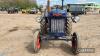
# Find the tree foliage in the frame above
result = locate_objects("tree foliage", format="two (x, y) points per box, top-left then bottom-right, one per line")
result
(0, 0), (38, 9)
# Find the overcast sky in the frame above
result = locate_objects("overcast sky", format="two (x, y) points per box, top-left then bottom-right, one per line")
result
(36, 0), (100, 6)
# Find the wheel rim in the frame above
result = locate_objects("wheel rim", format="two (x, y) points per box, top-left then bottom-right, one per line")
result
(37, 33), (40, 49)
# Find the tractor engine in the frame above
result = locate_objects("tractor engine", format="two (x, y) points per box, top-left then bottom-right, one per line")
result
(48, 9), (67, 37)
(40, 9), (72, 37)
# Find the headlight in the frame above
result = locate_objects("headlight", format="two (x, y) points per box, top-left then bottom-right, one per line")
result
(72, 16), (80, 23)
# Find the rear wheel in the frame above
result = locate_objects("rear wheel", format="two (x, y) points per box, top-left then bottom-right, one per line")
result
(66, 13), (72, 36)
(40, 18), (47, 35)
(72, 32), (80, 55)
(32, 30), (41, 53)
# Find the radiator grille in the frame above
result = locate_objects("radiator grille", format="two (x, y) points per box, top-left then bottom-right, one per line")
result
(50, 18), (65, 33)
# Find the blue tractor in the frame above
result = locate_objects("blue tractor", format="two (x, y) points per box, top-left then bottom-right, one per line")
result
(32, 0), (80, 55)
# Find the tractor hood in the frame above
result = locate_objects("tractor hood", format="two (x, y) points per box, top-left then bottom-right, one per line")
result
(48, 9), (67, 17)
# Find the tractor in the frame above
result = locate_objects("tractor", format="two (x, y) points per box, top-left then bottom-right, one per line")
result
(32, 0), (80, 55)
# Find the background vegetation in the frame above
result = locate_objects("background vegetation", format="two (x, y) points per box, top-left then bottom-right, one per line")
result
(0, 0), (38, 9)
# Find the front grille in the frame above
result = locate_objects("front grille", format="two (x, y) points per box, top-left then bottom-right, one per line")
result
(50, 18), (65, 33)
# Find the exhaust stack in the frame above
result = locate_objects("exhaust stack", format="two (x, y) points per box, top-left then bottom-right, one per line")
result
(62, 0), (64, 10)
(47, 0), (51, 13)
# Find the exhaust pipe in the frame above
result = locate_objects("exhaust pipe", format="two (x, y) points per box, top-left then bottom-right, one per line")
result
(62, 0), (64, 10)
(47, 0), (51, 13)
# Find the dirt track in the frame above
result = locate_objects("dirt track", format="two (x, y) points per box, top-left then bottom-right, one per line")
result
(0, 13), (100, 56)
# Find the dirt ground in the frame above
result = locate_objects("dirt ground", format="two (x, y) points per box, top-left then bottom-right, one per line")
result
(0, 12), (100, 56)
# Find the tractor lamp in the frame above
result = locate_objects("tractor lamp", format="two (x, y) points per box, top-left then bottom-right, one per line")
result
(72, 16), (80, 23)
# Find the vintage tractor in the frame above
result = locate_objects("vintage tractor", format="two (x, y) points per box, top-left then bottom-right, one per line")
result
(32, 0), (80, 55)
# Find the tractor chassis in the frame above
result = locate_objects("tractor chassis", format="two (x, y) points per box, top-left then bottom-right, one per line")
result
(40, 35), (72, 41)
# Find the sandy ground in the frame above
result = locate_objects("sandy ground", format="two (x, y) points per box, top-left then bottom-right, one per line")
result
(0, 13), (100, 56)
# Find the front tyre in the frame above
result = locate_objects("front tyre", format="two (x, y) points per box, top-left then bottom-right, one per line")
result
(72, 32), (80, 55)
(32, 30), (41, 53)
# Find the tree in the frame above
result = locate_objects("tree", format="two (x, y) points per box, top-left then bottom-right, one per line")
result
(0, 0), (38, 9)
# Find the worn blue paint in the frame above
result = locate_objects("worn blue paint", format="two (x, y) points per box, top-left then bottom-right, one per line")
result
(48, 8), (67, 17)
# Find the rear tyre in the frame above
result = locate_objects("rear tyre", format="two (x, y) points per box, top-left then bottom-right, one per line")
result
(66, 13), (72, 36)
(72, 32), (80, 55)
(32, 30), (41, 53)
(40, 18), (47, 35)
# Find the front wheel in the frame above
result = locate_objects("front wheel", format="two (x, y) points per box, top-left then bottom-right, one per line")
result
(32, 30), (41, 53)
(72, 32), (80, 55)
